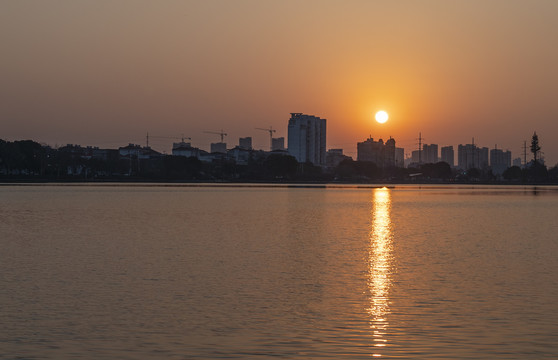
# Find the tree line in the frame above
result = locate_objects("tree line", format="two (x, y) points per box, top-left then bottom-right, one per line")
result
(1, 138), (558, 183)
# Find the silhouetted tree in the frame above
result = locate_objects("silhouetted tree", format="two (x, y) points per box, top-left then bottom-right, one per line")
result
(421, 162), (452, 179)
(548, 166), (558, 183)
(503, 166), (523, 181)
(161, 155), (202, 180)
(526, 160), (548, 182)
(263, 154), (298, 179)
(241, 156), (266, 180)
(335, 160), (380, 181)
(382, 165), (412, 180)
(531, 132), (541, 164)
(206, 157), (237, 180)
(0, 140), (46, 175)
(466, 168), (481, 180)
(298, 161), (324, 180)
(334, 159), (358, 180)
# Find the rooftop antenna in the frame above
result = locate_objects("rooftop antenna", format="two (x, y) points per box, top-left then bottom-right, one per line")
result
(416, 132), (423, 164)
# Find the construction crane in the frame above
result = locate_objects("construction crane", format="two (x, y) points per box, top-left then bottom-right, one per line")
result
(255, 126), (276, 150)
(146, 132), (191, 147)
(204, 130), (227, 143)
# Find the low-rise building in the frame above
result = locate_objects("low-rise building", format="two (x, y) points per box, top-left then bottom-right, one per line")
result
(119, 144), (161, 159)
(172, 141), (201, 158)
(210, 142), (227, 154)
(271, 137), (285, 151)
(227, 146), (252, 165)
(326, 149), (352, 168)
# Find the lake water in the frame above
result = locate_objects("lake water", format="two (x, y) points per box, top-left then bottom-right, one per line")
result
(1, 184), (558, 359)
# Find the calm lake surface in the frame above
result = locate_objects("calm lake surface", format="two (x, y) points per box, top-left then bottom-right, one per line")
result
(1, 184), (558, 359)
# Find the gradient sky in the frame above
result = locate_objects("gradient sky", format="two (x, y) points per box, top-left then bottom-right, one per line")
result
(2, 0), (558, 164)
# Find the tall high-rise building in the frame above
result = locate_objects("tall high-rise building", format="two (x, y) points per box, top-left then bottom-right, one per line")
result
(423, 144), (439, 164)
(287, 113), (327, 166)
(411, 150), (421, 165)
(490, 148), (512, 175)
(458, 144), (489, 169)
(458, 144), (475, 170)
(358, 137), (383, 164)
(357, 136), (396, 167)
(478, 147), (489, 169)
(441, 146), (454, 167)
(395, 147), (405, 168)
(384, 137), (396, 167)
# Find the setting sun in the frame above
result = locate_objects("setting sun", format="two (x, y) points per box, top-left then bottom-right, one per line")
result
(375, 111), (389, 124)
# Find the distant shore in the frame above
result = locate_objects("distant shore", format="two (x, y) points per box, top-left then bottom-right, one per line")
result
(2, 178), (557, 186)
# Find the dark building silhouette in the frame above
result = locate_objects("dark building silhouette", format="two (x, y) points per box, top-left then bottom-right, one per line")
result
(441, 146), (454, 167)
(458, 143), (488, 170)
(490, 147), (512, 175)
(287, 113), (327, 166)
(271, 137), (285, 151)
(357, 136), (396, 167)
(326, 149), (352, 168)
(422, 144), (438, 164)
(239, 137), (252, 150)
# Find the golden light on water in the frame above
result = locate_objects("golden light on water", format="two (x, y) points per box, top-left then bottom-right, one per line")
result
(368, 187), (393, 357)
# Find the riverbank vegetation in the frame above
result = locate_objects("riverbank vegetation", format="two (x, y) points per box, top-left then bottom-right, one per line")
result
(2, 139), (557, 184)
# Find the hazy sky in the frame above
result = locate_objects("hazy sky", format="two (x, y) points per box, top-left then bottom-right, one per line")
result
(2, 0), (558, 164)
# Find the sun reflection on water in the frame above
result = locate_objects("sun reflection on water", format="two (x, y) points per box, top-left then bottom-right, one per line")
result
(368, 187), (393, 357)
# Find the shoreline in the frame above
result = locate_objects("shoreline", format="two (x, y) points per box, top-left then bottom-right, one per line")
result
(2, 178), (558, 187)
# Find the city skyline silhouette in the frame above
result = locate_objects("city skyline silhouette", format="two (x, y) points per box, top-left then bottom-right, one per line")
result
(2, 1), (558, 165)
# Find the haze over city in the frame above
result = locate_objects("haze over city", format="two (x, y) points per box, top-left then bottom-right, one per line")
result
(4, 2), (558, 358)
(2, 0), (558, 164)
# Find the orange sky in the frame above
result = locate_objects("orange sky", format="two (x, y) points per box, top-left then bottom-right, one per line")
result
(2, 0), (558, 164)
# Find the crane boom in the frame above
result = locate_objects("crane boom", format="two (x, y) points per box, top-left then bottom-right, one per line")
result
(204, 130), (227, 143)
(255, 126), (276, 150)
(146, 132), (191, 147)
